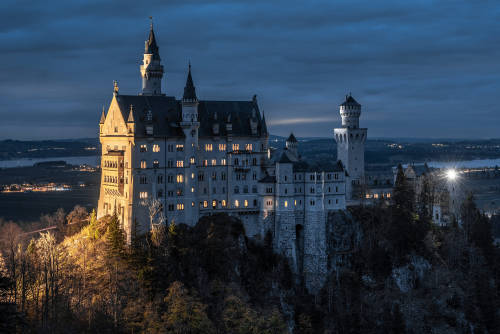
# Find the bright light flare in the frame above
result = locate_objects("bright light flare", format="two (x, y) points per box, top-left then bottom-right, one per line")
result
(446, 169), (458, 181)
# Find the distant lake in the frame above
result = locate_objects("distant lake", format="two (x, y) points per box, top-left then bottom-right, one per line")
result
(0, 155), (100, 168)
(426, 159), (500, 169)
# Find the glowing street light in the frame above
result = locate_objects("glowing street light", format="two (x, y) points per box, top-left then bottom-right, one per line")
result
(446, 169), (458, 181)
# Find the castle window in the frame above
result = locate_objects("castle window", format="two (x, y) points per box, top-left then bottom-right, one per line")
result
(284, 188), (287, 194)
(218, 143), (226, 151)
(203, 160), (208, 167)
(245, 144), (252, 151)
(252, 185), (257, 193)
(176, 160), (184, 168)
(177, 174), (184, 183)
(284, 176), (287, 181)
(221, 158), (227, 166)
(244, 200), (248, 207)
(235, 200), (239, 208)
(284, 201), (288, 208)
(222, 200), (227, 207)
(234, 158), (239, 166)
(177, 188), (183, 196)
(211, 159), (217, 166)
(153, 160), (159, 168)
(168, 144), (174, 152)
(139, 192), (148, 199)
(252, 158), (257, 166)
(114, 127), (118, 133)
(335, 173), (338, 180)
(310, 200), (315, 206)
(176, 144), (184, 152)
(191, 173), (195, 179)
(168, 174), (174, 183)
(266, 187), (273, 194)
(234, 186), (239, 194)
(252, 172), (257, 180)
(294, 200), (297, 206)
(212, 187), (216, 194)
(157, 175), (163, 184)
(158, 190), (163, 198)
(266, 200), (273, 206)
(176, 203), (184, 211)
(140, 176), (147, 184)
(236, 174), (241, 181)
(140, 144), (147, 152)
(310, 187), (315, 194)
(336, 199), (339, 204)
(328, 187), (331, 193)
(140, 160), (147, 169)
(244, 185), (248, 193)
(222, 187), (226, 194)
(168, 191), (174, 197)
(212, 172), (217, 180)
(190, 157), (195, 165)
(212, 200), (217, 209)
(336, 186), (338, 192)
(310, 175), (315, 181)
(168, 204), (174, 211)
(198, 173), (204, 181)
(153, 144), (160, 152)
(221, 172), (226, 181)
(203, 188), (207, 194)
(203, 201), (208, 208)
(205, 144), (213, 152)
(232, 144), (239, 151)
(192, 202), (195, 207)
(191, 187), (195, 193)
(327, 174), (331, 180)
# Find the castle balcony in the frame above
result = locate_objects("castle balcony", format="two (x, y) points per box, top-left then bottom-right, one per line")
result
(102, 150), (125, 196)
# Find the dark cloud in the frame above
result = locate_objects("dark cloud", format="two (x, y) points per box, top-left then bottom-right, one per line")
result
(1, 0), (499, 139)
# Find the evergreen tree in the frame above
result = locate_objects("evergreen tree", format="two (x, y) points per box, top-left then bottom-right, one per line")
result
(393, 164), (415, 212)
(106, 213), (125, 258)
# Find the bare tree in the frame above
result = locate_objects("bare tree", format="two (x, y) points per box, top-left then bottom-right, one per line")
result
(141, 198), (166, 248)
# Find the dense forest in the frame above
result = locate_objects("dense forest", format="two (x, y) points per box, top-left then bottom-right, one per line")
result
(0, 169), (499, 333)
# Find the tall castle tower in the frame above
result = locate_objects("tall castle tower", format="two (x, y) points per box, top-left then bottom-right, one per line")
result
(334, 94), (367, 199)
(139, 21), (164, 95)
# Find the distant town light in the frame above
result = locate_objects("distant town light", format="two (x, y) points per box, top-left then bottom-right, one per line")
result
(446, 169), (458, 181)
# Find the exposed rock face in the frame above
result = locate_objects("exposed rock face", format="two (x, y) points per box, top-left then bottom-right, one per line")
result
(326, 210), (363, 277)
(391, 254), (431, 293)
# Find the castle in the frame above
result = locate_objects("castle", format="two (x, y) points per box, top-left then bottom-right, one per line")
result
(97, 24), (367, 290)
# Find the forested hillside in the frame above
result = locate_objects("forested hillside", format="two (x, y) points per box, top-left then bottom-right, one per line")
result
(0, 171), (499, 333)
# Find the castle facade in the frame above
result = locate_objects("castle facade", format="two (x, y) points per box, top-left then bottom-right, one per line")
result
(97, 25), (367, 291)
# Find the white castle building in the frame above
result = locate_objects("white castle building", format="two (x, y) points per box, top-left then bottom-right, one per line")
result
(97, 24), (367, 290)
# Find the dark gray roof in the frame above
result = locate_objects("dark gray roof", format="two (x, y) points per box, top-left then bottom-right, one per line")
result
(114, 94), (267, 139)
(183, 64), (197, 101)
(145, 26), (160, 60)
(278, 151), (293, 163)
(286, 133), (297, 143)
(340, 94), (361, 107)
(258, 174), (276, 183)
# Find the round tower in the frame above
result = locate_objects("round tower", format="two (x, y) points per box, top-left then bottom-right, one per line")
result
(339, 94), (361, 128)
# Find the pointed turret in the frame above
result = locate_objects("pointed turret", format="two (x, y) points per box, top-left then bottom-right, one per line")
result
(127, 105), (135, 123)
(261, 111), (268, 135)
(145, 21), (160, 59)
(182, 63), (197, 101)
(140, 18), (164, 96)
(99, 108), (106, 124)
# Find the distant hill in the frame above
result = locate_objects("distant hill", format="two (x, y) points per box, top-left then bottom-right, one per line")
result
(0, 139), (100, 160)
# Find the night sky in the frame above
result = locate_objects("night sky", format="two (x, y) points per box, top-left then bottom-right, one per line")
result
(1, 0), (500, 140)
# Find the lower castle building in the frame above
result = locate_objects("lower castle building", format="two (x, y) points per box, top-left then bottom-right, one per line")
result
(97, 24), (367, 291)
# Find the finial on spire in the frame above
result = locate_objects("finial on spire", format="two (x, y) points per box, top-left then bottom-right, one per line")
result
(149, 16), (153, 29)
(113, 80), (119, 96)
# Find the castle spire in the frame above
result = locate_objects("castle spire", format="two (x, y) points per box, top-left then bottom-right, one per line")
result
(182, 62), (197, 101)
(261, 111), (268, 135)
(99, 107), (106, 124)
(140, 18), (164, 96)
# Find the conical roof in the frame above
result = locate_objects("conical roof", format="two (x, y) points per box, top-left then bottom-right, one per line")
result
(340, 93), (361, 107)
(182, 63), (197, 101)
(145, 24), (160, 60)
(286, 133), (297, 143)
(99, 109), (106, 124)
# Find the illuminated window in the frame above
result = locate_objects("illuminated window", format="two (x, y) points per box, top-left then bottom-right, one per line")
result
(235, 200), (239, 208)
(387, 193), (391, 198)
(245, 143), (252, 151)
(211, 159), (217, 166)
(365, 194), (371, 199)
(152, 144), (160, 152)
(221, 199), (227, 207)
(190, 157), (195, 164)
(192, 201), (195, 207)
(212, 200), (217, 208)
(140, 160), (146, 169)
(203, 160), (208, 167)
(139, 191), (148, 199)
(153, 160), (159, 168)
(284, 200), (288, 208)
(176, 144), (184, 152)
(221, 158), (226, 166)
(177, 174), (184, 183)
(191, 173), (195, 179)
(244, 200), (248, 207)
(205, 144), (213, 152)
(176, 203), (184, 210)
(191, 187), (195, 193)
(203, 200), (208, 208)
(294, 200), (297, 206)
(177, 160), (184, 167)
(232, 143), (239, 151)
(219, 143), (226, 151)
(374, 193), (379, 199)
(140, 144), (147, 152)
